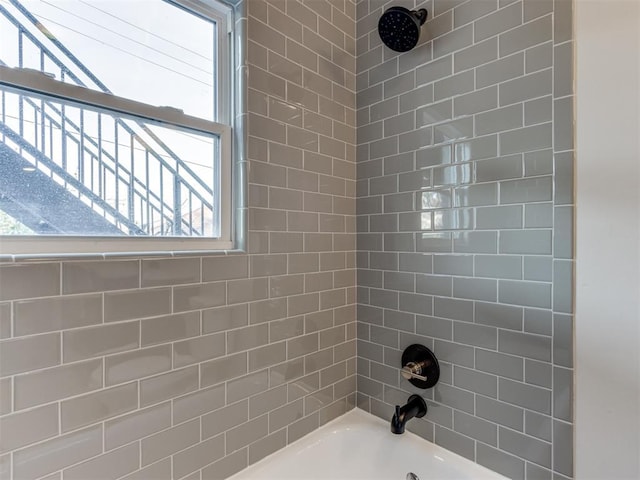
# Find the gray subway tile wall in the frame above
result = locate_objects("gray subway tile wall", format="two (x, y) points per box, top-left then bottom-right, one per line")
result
(0, 1), (574, 479)
(356, 0), (573, 479)
(0, 1), (357, 479)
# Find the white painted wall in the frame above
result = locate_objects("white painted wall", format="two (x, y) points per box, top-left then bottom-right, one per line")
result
(575, 0), (640, 478)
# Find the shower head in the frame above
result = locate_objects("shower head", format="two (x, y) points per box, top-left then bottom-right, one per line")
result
(378, 7), (428, 53)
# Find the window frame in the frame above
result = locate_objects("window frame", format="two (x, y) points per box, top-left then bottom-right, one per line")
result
(0, 0), (236, 256)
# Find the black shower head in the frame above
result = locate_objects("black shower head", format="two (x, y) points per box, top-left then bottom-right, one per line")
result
(378, 7), (428, 53)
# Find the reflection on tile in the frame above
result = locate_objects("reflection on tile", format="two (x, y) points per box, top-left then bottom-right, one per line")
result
(14, 294), (102, 336)
(62, 261), (137, 295)
(104, 288), (171, 322)
(64, 443), (139, 480)
(419, 189), (452, 210)
(434, 118), (474, 144)
(106, 345), (171, 386)
(105, 403), (171, 450)
(15, 359), (102, 409)
(0, 263), (60, 300)
(13, 425), (101, 480)
(433, 164), (473, 187)
(0, 403), (58, 453)
(64, 322), (138, 363)
(0, 333), (60, 376)
(141, 258), (200, 287)
(61, 382), (138, 432)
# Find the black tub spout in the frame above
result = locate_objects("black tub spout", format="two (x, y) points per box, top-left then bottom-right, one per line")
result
(391, 394), (427, 434)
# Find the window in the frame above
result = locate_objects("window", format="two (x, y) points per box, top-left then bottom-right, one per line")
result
(0, 0), (235, 255)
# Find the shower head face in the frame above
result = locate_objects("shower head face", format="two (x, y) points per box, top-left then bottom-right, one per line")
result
(378, 7), (428, 52)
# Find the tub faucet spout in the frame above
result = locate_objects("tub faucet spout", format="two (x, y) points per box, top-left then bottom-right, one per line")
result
(391, 394), (427, 434)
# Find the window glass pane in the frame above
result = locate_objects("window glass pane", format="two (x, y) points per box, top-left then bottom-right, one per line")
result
(0, 0), (216, 120)
(0, 87), (220, 237)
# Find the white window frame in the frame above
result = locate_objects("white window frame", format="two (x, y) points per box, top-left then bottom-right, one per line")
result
(0, 0), (235, 256)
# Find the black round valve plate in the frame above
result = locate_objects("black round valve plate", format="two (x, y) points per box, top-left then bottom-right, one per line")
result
(401, 344), (440, 389)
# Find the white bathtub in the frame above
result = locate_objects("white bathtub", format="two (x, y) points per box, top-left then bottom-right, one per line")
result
(229, 408), (507, 479)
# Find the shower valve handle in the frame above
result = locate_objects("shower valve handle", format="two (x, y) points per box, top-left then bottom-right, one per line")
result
(401, 361), (428, 382)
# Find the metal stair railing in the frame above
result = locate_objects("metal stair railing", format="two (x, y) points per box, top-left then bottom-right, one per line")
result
(0, 0), (217, 236)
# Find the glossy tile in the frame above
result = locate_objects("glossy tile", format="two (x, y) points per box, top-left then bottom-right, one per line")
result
(63, 322), (138, 362)
(499, 330), (551, 362)
(13, 425), (101, 480)
(0, 263), (60, 300)
(105, 402), (171, 450)
(201, 450), (247, 480)
(499, 69), (552, 107)
(553, 420), (573, 477)
(499, 14), (552, 57)
(104, 288), (171, 322)
(141, 257), (200, 287)
(14, 294), (102, 336)
(434, 72), (474, 102)
(249, 429), (287, 465)
(454, 86), (497, 117)
(141, 312), (200, 346)
(141, 420), (199, 467)
(0, 303), (8, 339)
(105, 345), (171, 386)
(227, 369), (270, 404)
(477, 443), (525, 480)
(453, 277), (497, 302)
(452, 231), (498, 254)
(64, 444), (139, 480)
(499, 426), (551, 468)
(476, 105), (523, 137)
(173, 333), (226, 368)
(476, 395), (524, 431)
(454, 366), (497, 398)
(227, 324), (269, 354)
(476, 53), (524, 89)
(475, 301), (523, 331)
(173, 281), (226, 312)
(0, 377), (10, 415)
(228, 278), (269, 304)
(0, 333), (60, 376)
(499, 230), (552, 254)
(15, 359), (102, 409)
(474, 2), (522, 42)
(525, 203), (553, 228)
(434, 24), (473, 59)
(476, 349), (523, 381)
(454, 321), (497, 349)
(140, 366), (198, 407)
(434, 425), (474, 461)
(454, 410), (497, 446)
(173, 383), (225, 425)
(172, 434), (224, 479)
(61, 382), (138, 432)
(500, 123), (552, 155)
(62, 260), (137, 295)
(454, 37), (497, 72)
(474, 255), (522, 279)
(499, 377), (551, 415)
(526, 359), (552, 389)
(499, 280), (552, 308)
(200, 352), (248, 388)
(249, 342), (287, 372)
(227, 415), (269, 453)
(0, 403), (58, 453)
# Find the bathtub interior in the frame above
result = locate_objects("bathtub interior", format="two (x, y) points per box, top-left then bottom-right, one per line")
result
(229, 408), (507, 479)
